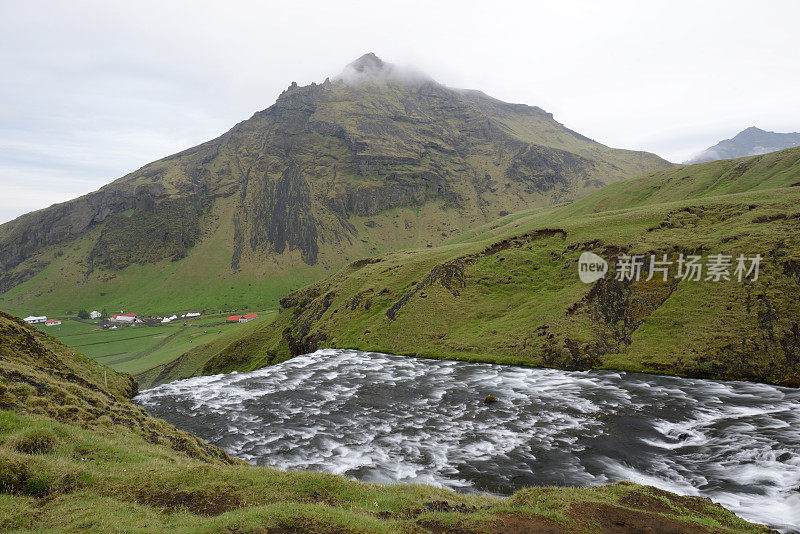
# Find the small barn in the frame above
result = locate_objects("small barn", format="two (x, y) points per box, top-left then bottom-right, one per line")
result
(227, 315), (241, 323)
(89, 310), (102, 319)
(45, 319), (61, 326)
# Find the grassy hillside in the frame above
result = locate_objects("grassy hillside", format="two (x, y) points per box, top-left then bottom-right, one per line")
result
(0, 311), (769, 532)
(0, 55), (668, 320)
(565, 144), (800, 215)
(197, 148), (800, 386)
(0, 311), (234, 464)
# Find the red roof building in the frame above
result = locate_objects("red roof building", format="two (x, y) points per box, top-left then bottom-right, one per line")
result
(227, 315), (242, 322)
(239, 313), (259, 323)
(110, 313), (138, 323)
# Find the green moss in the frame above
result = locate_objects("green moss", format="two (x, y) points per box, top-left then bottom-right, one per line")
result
(23, 473), (53, 497)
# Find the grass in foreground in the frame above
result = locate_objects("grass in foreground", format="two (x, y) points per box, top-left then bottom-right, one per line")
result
(0, 411), (767, 533)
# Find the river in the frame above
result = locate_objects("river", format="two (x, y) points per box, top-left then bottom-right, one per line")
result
(135, 349), (800, 532)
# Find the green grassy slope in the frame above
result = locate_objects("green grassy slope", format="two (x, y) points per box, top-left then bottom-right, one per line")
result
(0, 311), (768, 533)
(0, 311), (234, 464)
(198, 149), (800, 386)
(564, 145), (800, 214)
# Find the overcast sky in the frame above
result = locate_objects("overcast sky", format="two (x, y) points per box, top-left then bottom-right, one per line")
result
(1, 0), (799, 224)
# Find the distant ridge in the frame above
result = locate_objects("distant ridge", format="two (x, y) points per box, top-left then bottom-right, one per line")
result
(686, 126), (800, 164)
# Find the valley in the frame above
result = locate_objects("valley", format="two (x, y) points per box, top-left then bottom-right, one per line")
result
(27, 310), (275, 388)
(1, 45), (799, 534)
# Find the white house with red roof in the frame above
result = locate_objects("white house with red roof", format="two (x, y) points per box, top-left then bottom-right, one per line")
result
(239, 313), (259, 323)
(44, 319), (61, 326)
(110, 313), (138, 324)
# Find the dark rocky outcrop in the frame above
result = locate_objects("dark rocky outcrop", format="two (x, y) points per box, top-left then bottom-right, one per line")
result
(246, 164), (320, 265)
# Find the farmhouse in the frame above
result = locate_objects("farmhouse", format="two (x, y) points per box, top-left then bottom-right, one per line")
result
(45, 319), (61, 326)
(24, 316), (47, 324)
(239, 313), (258, 323)
(110, 313), (138, 324)
(89, 310), (102, 319)
(227, 315), (241, 323)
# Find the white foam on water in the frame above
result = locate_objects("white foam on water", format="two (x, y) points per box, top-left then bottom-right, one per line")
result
(135, 349), (800, 532)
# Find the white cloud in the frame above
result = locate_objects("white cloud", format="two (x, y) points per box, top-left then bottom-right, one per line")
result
(1, 0), (799, 223)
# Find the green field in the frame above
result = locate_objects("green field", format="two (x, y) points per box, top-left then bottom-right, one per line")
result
(32, 311), (275, 379)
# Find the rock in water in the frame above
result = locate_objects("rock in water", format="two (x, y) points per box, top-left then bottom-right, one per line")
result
(484, 395), (498, 404)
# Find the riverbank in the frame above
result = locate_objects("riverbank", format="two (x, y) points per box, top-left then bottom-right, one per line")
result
(137, 349), (800, 532)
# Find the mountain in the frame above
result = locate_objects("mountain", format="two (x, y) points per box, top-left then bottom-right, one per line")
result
(0, 311), (768, 532)
(686, 126), (800, 164)
(194, 147), (800, 387)
(0, 53), (669, 317)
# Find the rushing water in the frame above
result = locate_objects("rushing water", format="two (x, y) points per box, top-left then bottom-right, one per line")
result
(135, 349), (800, 531)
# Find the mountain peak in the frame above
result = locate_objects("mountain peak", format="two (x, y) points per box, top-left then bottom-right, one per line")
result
(738, 126), (766, 136)
(347, 52), (385, 73)
(335, 52), (431, 86)
(685, 126), (800, 164)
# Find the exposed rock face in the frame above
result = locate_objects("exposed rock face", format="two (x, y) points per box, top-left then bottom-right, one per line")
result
(0, 54), (670, 302)
(247, 164), (319, 265)
(88, 193), (205, 271)
(506, 145), (598, 196)
(0, 187), (134, 275)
